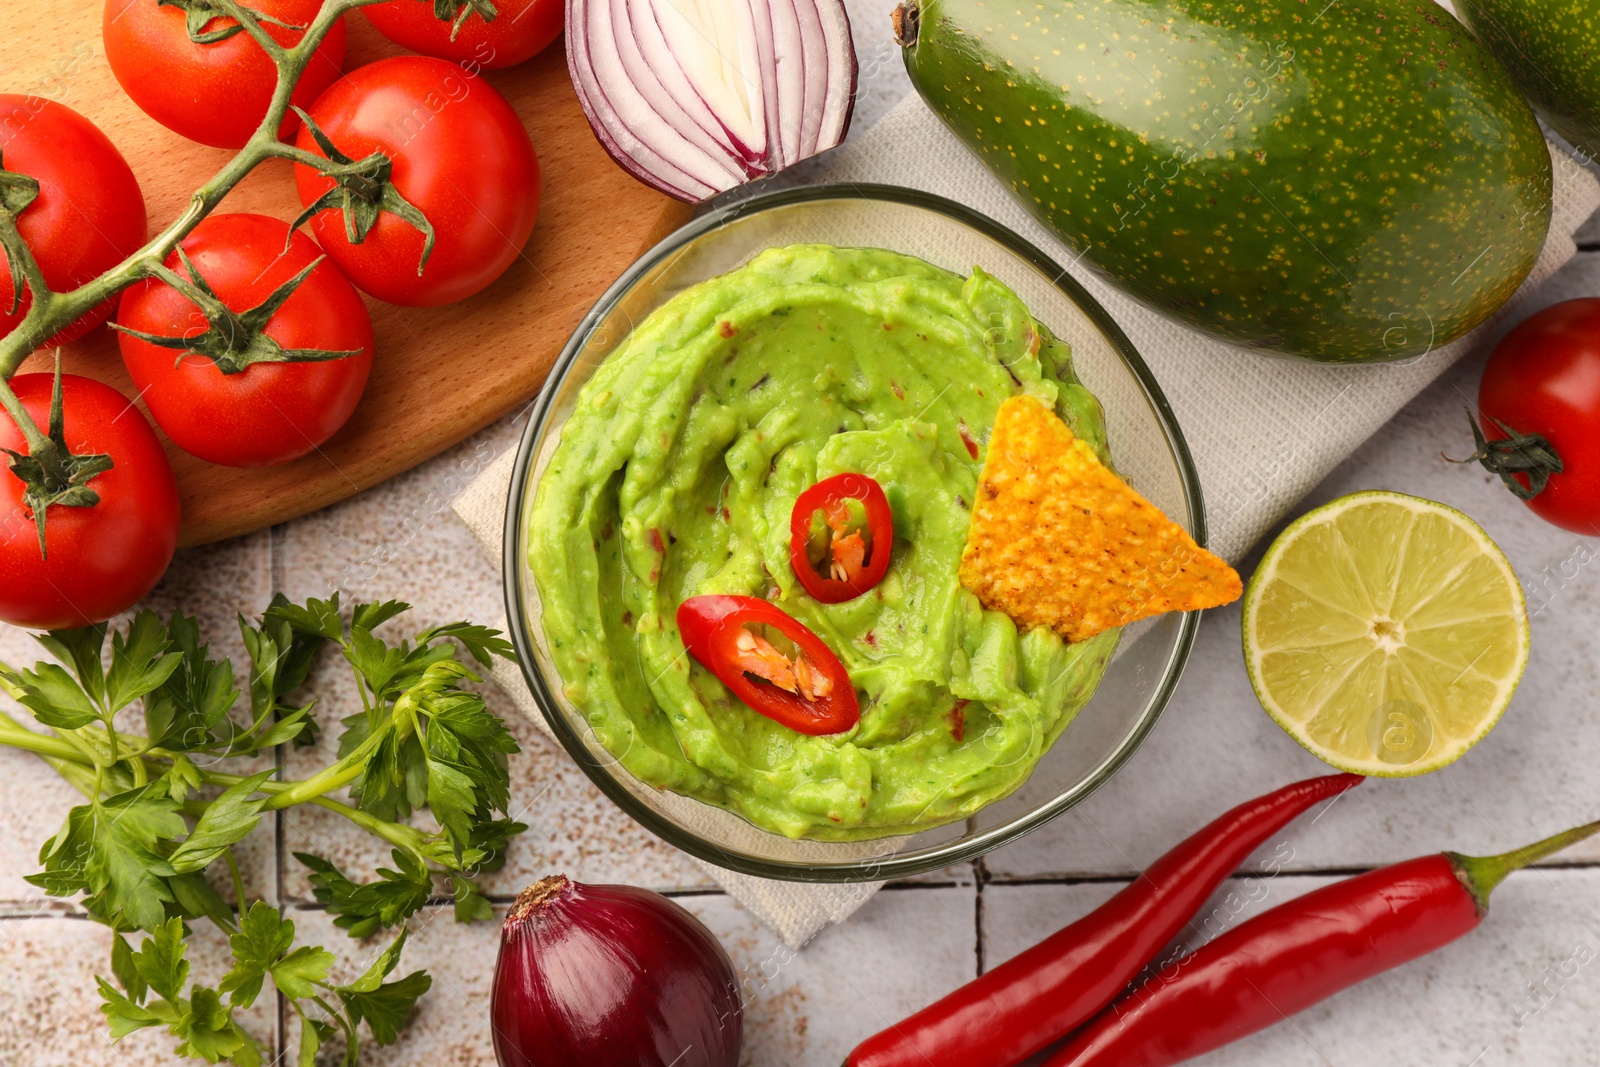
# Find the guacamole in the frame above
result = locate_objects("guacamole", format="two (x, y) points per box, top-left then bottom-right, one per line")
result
(528, 245), (1119, 840)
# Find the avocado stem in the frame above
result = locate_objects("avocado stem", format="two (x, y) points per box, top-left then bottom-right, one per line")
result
(892, 2), (919, 47)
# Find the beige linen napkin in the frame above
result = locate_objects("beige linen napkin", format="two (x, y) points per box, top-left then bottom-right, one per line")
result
(458, 95), (1599, 945)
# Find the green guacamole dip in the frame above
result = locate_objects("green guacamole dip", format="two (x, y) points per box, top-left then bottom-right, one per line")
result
(529, 245), (1119, 840)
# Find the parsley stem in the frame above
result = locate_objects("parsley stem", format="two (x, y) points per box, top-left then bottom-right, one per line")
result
(103, 717), (120, 767)
(258, 727), (384, 809)
(45, 752), (99, 799)
(223, 849), (248, 914)
(0, 709), (89, 762)
(351, 659), (374, 714)
(200, 769), (431, 863)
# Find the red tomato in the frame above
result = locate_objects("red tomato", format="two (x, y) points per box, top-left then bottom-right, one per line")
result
(0, 97), (146, 347)
(0, 374), (180, 630)
(116, 214), (374, 468)
(103, 0), (347, 149)
(1477, 298), (1600, 535)
(362, 0), (563, 70)
(292, 56), (540, 307)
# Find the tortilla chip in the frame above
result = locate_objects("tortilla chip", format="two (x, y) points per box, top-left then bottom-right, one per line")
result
(959, 395), (1241, 642)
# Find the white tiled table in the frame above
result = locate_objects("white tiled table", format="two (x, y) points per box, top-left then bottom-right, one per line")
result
(5, 8), (1600, 1062)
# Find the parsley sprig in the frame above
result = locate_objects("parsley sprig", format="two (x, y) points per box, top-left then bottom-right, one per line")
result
(0, 595), (524, 1065)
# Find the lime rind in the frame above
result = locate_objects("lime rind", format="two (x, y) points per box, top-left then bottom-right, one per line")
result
(1242, 491), (1529, 777)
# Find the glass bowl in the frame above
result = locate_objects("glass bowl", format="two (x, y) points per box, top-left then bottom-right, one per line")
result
(502, 184), (1203, 882)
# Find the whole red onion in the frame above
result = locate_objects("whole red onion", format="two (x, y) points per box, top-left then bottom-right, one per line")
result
(491, 875), (743, 1067)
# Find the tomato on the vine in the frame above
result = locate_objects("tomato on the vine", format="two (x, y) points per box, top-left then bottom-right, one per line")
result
(116, 213), (374, 468)
(0, 97), (146, 348)
(292, 55), (540, 307)
(362, 0), (563, 70)
(0, 373), (180, 630)
(1473, 298), (1600, 536)
(103, 0), (347, 149)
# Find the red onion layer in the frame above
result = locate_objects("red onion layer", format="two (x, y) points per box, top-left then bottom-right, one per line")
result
(566, 0), (858, 201)
(492, 875), (743, 1067)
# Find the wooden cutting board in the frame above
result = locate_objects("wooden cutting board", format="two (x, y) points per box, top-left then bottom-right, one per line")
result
(11, 4), (692, 546)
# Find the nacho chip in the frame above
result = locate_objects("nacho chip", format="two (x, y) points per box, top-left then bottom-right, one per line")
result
(959, 395), (1241, 642)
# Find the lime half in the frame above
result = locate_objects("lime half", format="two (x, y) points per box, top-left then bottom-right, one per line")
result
(1242, 491), (1529, 776)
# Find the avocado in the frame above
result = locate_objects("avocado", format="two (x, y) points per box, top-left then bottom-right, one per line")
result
(1455, 0), (1600, 158)
(894, 0), (1553, 363)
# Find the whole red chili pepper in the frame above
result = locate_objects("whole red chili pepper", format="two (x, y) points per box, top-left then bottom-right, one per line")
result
(789, 473), (894, 603)
(1046, 817), (1600, 1067)
(677, 594), (859, 735)
(845, 773), (1363, 1067)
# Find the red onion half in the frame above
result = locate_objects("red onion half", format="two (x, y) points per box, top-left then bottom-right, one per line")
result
(492, 875), (743, 1067)
(567, 0), (858, 201)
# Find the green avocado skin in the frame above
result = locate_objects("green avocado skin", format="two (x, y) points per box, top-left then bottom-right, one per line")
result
(901, 0), (1553, 362)
(1455, 0), (1600, 157)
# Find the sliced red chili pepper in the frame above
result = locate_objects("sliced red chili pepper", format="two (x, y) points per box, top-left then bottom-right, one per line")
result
(789, 473), (894, 603)
(676, 594), (860, 736)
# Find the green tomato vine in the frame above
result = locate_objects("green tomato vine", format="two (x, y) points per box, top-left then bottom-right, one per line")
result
(0, 0), (437, 547)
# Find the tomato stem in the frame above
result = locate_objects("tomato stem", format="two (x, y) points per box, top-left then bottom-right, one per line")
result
(110, 251), (363, 373)
(0, 375), (46, 452)
(1446, 408), (1564, 501)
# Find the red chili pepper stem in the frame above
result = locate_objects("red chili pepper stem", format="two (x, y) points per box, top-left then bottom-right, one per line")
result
(1450, 817), (1600, 913)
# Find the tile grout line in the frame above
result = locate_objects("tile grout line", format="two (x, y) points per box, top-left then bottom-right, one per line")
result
(977, 858), (1600, 887)
(974, 855), (989, 977)
(270, 521), (287, 1064)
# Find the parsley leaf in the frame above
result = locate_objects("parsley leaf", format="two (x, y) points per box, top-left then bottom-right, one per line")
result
(220, 902), (335, 1009)
(167, 772), (272, 874)
(451, 874), (494, 924)
(86, 790), (186, 931)
(352, 599), (411, 633)
(107, 611), (185, 714)
(263, 594), (345, 641)
(338, 969), (431, 1046)
(344, 625), (409, 699)
(1, 596), (525, 1065)
(174, 985), (258, 1065)
(335, 929), (431, 1045)
(3, 661), (100, 729)
(414, 621), (517, 667)
(34, 622), (107, 705)
(273, 944), (337, 1000)
(131, 917), (191, 1004)
(161, 753), (205, 803)
(296, 850), (434, 938)
(96, 975), (168, 1039)
(111, 931), (148, 1003)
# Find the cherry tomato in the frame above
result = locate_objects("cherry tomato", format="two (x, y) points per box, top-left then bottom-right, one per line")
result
(116, 214), (374, 468)
(103, 0), (347, 149)
(363, 0), (562, 70)
(1476, 298), (1600, 536)
(789, 472), (895, 603)
(677, 595), (860, 736)
(0, 97), (146, 348)
(0, 374), (180, 630)
(292, 56), (540, 307)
